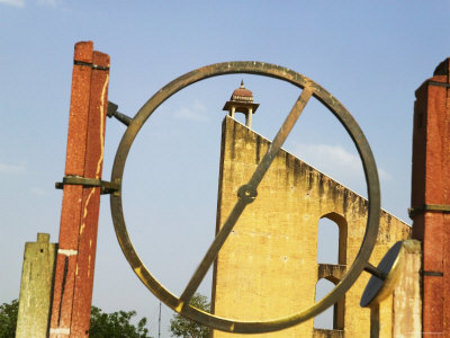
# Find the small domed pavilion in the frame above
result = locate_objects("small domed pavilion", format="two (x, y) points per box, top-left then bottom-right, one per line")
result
(222, 80), (259, 128)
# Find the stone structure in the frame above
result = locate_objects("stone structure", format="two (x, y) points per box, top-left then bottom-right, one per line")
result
(16, 234), (56, 337)
(49, 41), (110, 337)
(411, 58), (450, 336)
(12, 40), (449, 337)
(211, 116), (411, 337)
(222, 81), (259, 128)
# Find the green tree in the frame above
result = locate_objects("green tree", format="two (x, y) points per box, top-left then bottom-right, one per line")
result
(0, 299), (152, 338)
(0, 299), (18, 338)
(169, 293), (210, 338)
(89, 306), (151, 338)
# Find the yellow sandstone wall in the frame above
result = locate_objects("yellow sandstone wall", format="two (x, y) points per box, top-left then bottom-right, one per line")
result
(211, 116), (411, 337)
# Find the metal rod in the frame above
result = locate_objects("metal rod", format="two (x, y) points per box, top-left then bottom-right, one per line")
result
(107, 101), (132, 126)
(158, 302), (161, 338)
(364, 263), (387, 281)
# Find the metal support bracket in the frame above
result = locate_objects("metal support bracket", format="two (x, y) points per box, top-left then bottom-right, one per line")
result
(364, 262), (388, 281)
(107, 101), (132, 126)
(74, 60), (110, 71)
(429, 80), (450, 88)
(408, 204), (450, 218)
(55, 176), (120, 195)
(422, 270), (444, 277)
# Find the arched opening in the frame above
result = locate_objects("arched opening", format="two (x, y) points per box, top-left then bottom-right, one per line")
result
(313, 278), (335, 329)
(317, 218), (339, 264)
(317, 213), (347, 265)
(313, 278), (345, 330)
(315, 213), (347, 331)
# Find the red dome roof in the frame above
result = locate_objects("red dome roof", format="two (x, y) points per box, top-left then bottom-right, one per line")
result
(231, 80), (253, 101)
(222, 80), (259, 115)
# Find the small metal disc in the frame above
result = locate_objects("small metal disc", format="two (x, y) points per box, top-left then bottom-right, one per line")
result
(360, 241), (403, 308)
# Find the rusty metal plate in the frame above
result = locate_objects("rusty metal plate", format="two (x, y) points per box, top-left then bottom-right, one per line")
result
(109, 61), (381, 333)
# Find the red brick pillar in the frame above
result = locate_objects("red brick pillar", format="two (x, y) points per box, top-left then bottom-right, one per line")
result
(411, 58), (450, 336)
(49, 41), (110, 337)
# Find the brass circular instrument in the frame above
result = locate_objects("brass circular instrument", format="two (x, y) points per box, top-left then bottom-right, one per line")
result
(109, 61), (381, 333)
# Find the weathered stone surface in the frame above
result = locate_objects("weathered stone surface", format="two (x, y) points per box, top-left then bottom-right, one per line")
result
(16, 233), (56, 338)
(70, 50), (110, 337)
(49, 41), (110, 338)
(50, 42), (95, 337)
(411, 58), (450, 336)
(212, 117), (410, 337)
(369, 240), (422, 337)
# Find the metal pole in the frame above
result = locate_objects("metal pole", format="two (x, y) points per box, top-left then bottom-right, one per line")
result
(158, 302), (161, 338)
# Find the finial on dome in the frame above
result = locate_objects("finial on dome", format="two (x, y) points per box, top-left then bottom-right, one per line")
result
(240, 80), (244, 88)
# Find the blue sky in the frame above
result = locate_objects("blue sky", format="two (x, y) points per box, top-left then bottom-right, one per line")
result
(1, 1), (450, 336)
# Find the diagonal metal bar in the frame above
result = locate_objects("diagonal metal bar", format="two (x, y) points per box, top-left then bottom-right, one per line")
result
(178, 198), (248, 308)
(247, 87), (313, 188)
(178, 87), (313, 307)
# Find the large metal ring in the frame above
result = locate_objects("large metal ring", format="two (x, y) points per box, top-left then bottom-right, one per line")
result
(110, 61), (380, 333)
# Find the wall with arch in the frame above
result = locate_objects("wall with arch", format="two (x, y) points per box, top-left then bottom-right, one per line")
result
(212, 117), (411, 337)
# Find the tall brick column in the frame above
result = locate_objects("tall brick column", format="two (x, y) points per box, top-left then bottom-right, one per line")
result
(410, 58), (450, 336)
(49, 41), (110, 337)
